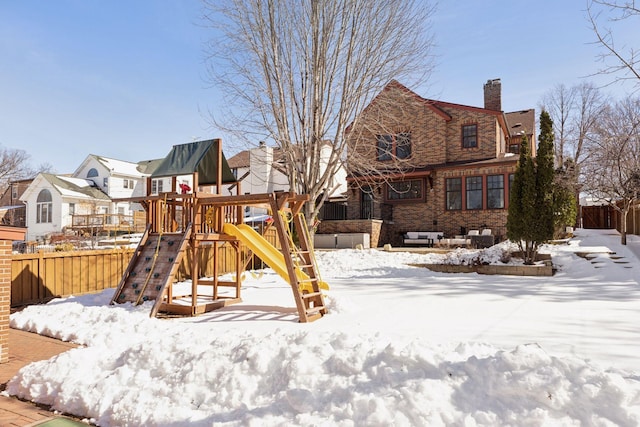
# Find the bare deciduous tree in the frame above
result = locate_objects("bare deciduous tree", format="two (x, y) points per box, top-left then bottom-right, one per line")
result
(582, 96), (640, 244)
(203, 0), (435, 224)
(541, 82), (606, 169)
(587, 0), (640, 89)
(0, 145), (52, 190)
(541, 82), (606, 227)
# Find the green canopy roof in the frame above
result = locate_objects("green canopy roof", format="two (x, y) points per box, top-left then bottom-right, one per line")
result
(151, 139), (237, 185)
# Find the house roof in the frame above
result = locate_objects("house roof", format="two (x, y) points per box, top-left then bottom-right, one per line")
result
(75, 154), (147, 178)
(227, 150), (250, 169)
(227, 145), (285, 169)
(151, 139), (237, 185)
(137, 158), (164, 175)
(94, 155), (146, 177)
(42, 173), (111, 200)
(347, 154), (519, 181)
(348, 80), (529, 139)
(382, 80), (511, 118)
(504, 109), (536, 137)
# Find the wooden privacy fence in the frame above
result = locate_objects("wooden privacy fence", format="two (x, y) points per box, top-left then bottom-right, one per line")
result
(11, 248), (135, 307)
(11, 227), (280, 307)
(620, 202), (640, 235)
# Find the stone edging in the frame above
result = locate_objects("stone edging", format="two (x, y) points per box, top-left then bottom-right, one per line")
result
(412, 263), (554, 276)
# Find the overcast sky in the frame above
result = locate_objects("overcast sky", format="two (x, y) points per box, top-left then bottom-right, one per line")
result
(0, 1), (635, 174)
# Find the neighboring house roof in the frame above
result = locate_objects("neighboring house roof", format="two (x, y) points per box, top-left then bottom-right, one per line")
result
(41, 173), (111, 201)
(94, 155), (146, 177)
(74, 154), (146, 178)
(152, 139), (237, 185)
(227, 146), (285, 170)
(137, 158), (164, 175)
(227, 150), (250, 169)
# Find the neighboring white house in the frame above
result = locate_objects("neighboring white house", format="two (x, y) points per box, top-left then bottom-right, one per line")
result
(20, 173), (112, 241)
(226, 142), (347, 218)
(227, 144), (288, 192)
(20, 155), (160, 242)
(74, 155), (151, 215)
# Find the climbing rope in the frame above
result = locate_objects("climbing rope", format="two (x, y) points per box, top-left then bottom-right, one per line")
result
(279, 210), (299, 264)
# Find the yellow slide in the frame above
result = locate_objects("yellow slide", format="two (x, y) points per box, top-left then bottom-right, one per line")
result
(223, 223), (329, 292)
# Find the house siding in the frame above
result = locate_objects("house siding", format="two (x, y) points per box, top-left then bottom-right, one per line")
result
(24, 178), (62, 241)
(349, 86), (449, 167)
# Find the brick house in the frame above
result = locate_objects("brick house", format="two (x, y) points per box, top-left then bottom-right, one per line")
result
(0, 178), (32, 227)
(317, 79), (536, 247)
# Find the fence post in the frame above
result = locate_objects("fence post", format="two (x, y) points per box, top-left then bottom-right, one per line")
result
(37, 251), (44, 302)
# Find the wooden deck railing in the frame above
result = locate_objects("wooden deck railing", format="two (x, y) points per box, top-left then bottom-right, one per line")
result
(70, 212), (147, 234)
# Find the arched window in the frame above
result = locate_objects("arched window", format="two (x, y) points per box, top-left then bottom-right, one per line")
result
(36, 189), (52, 223)
(87, 168), (99, 178)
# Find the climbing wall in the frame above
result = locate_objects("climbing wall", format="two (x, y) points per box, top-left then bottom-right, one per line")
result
(111, 228), (190, 316)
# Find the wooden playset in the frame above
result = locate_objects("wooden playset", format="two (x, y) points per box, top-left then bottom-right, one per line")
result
(110, 139), (328, 322)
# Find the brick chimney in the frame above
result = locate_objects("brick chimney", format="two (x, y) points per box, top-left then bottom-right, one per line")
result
(483, 78), (502, 111)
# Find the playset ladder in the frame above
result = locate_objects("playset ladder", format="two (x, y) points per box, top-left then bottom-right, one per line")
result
(110, 224), (191, 317)
(270, 194), (327, 322)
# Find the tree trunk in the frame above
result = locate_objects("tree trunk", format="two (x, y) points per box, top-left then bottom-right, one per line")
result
(621, 207), (629, 245)
(302, 200), (319, 240)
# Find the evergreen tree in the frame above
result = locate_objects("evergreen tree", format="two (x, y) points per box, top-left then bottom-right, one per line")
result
(508, 110), (575, 262)
(506, 133), (538, 263)
(534, 110), (556, 242)
(552, 172), (578, 238)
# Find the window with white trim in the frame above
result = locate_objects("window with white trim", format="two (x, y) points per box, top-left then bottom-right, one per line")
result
(36, 189), (52, 223)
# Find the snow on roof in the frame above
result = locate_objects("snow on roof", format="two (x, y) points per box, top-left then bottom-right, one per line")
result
(94, 155), (146, 177)
(46, 174), (110, 200)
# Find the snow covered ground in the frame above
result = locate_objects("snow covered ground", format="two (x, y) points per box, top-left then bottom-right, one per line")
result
(5, 228), (640, 426)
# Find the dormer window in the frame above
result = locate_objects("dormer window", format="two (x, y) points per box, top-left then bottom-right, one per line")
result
(376, 132), (411, 161)
(87, 168), (99, 178)
(462, 124), (478, 148)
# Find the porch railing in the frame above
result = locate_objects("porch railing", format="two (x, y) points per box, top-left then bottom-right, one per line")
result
(70, 212), (147, 233)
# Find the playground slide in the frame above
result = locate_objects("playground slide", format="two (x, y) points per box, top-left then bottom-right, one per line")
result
(222, 223), (329, 291)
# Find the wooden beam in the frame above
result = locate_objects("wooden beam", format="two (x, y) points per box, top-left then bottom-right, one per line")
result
(216, 138), (222, 196)
(158, 297), (242, 316)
